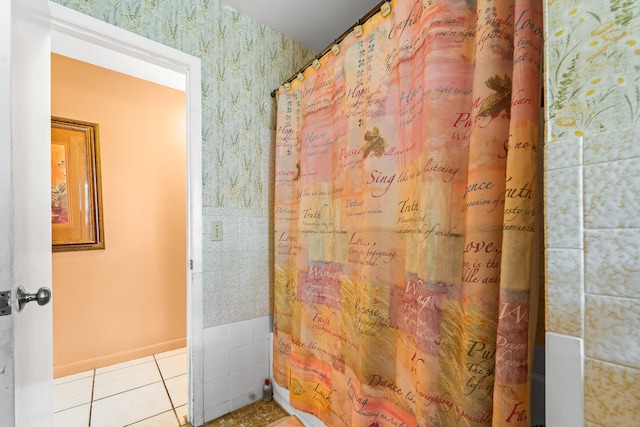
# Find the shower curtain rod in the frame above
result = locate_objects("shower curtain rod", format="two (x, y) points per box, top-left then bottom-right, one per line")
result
(270, 0), (389, 98)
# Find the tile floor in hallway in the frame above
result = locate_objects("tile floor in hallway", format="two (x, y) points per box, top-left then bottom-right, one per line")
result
(54, 347), (188, 427)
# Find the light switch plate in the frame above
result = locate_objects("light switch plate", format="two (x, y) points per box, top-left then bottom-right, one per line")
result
(211, 221), (223, 241)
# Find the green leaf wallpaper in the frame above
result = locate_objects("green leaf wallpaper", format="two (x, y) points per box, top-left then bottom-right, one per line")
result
(545, 0), (640, 140)
(545, 2), (640, 425)
(52, 0), (315, 209)
(52, 0), (315, 327)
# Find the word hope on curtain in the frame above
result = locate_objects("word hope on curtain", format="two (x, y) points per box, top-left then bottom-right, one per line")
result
(274, 0), (543, 425)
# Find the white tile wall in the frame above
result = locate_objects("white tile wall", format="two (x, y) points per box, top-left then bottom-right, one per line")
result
(544, 166), (584, 249)
(204, 352), (229, 382)
(545, 248), (584, 337)
(229, 320), (254, 349)
(202, 315), (273, 423)
(585, 229), (640, 299)
(545, 137), (582, 170)
(202, 208), (272, 328)
(584, 358), (640, 426)
(583, 158), (640, 229)
(584, 295), (640, 368)
(583, 128), (640, 165)
(544, 122), (640, 424)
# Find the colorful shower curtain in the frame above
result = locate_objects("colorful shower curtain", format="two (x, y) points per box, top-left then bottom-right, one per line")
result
(273, 0), (542, 425)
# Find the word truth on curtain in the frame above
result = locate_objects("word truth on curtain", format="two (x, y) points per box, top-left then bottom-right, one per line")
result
(274, 0), (543, 425)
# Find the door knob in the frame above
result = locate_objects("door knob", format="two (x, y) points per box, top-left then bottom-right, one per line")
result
(16, 286), (51, 312)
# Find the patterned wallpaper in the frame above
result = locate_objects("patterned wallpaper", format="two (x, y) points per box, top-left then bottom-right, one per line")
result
(546, 0), (640, 140)
(52, 0), (316, 327)
(545, 0), (640, 425)
(52, 0), (315, 209)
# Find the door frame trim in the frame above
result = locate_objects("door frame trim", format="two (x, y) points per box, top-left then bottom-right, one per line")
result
(49, 3), (204, 424)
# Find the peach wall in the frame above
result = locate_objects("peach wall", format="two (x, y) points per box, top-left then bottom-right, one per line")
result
(51, 53), (186, 378)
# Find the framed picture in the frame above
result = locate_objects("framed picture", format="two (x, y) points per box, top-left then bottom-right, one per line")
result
(51, 116), (105, 252)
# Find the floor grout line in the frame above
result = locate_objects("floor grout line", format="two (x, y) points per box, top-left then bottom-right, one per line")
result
(88, 369), (95, 427)
(153, 353), (182, 425)
(90, 380), (165, 402)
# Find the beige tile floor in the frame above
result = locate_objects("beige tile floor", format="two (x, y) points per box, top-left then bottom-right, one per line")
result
(202, 399), (290, 427)
(54, 347), (187, 427)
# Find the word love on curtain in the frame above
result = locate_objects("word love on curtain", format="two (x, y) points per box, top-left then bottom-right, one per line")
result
(274, 0), (542, 425)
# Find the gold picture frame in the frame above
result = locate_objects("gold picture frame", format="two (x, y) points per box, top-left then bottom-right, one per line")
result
(51, 116), (105, 252)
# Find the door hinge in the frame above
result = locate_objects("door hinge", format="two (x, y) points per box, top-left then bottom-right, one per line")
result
(190, 259), (193, 270)
(0, 290), (11, 316)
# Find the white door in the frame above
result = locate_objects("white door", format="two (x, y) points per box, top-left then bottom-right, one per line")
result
(0, 0), (54, 426)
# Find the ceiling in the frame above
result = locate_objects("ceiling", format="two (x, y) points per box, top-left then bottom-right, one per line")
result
(218, 0), (382, 52)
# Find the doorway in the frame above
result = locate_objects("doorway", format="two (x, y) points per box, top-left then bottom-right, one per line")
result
(51, 52), (188, 425)
(49, 2), (204, 425)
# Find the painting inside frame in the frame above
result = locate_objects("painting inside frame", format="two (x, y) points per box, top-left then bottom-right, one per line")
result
(51, 116), (105, 251)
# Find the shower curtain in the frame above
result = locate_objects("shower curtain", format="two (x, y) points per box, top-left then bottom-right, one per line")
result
(273, 0), (542, 425)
